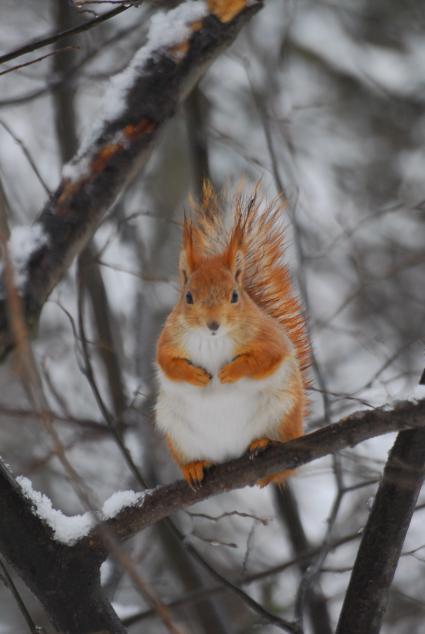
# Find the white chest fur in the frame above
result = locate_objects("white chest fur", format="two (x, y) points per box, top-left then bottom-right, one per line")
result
(156, 331), (295, 464)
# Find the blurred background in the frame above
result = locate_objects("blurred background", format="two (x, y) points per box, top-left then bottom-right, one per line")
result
(0, 0), (424, 632)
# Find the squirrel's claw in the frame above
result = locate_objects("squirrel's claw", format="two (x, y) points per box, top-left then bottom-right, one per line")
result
(182, 460), (211, 488)
(248, 437), (271, 459)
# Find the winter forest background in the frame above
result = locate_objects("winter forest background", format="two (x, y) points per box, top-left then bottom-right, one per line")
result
(0, 0), (424, 633)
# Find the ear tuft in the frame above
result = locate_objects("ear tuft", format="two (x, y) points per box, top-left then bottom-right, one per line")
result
(233, 249), (244, 282)
(179, 217), (197, 285)
(226, 222), (245, 282)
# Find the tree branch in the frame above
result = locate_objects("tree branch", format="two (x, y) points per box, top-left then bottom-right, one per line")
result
(335, 427), (425, 634)
(83, 399), (425, 552)
(0, 0), (262, 360)
(0, 459), (125, 634)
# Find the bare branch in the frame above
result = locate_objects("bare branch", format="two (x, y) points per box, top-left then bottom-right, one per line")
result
(0, 6), (129, 66)
(83, 399), (425, 551)
(122, 529), (366, 626)
(0, 47), (79, 79)
(0, 119), (51, 196)
(0, 556), (42, 634)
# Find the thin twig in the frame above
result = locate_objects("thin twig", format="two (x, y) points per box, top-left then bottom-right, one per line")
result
(0, 18), (144, 108)
(76, 269), (148, 488)
(0, 47), (79, 78)
(121, 505), (425, 627)
(0, 557), (43, 634)
(169, 520), (300, 634)
(0, 120), (51, 196)
(0, 6), (129, 66)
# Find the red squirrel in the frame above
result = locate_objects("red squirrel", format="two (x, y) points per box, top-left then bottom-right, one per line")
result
(155, 184), (309, 487)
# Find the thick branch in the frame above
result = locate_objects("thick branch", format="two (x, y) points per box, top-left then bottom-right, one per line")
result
(335, 428), (425, 634)
(0, 460), (125, 634)
(0, 0), (262, 360)
(83, 399), (425, 553)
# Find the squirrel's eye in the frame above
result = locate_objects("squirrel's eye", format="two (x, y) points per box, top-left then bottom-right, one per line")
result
(231, 290), (239, 304)
(186, 291), (194, 305)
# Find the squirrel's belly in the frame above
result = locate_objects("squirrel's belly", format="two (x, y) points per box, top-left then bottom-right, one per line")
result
(156, 361), (294, 463)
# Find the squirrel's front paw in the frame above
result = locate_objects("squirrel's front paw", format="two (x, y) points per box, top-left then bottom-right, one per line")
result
(190, 366), (212, 387)
(218, 363), (239, 384)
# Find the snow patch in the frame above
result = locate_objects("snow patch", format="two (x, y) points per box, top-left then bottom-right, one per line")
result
(17, 476), (94, 545)
(17, 477), (146, 545)
(412, 384), (425, 402)
(0, 224), (48, 290)
(62, 152), (92, 183)
(100, 559), (113, 585)
(112, 602), (141, 619)
(102, 489), (145, 519)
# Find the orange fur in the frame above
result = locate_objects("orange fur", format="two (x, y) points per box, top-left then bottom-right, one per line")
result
(192, 185), (310, 377)
(257, 381), (304, 487)
(156, 332), (211, 386)
(156, 183), (310, 487)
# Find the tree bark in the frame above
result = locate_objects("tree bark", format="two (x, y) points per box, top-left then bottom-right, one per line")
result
(336, 428), (425, 634)
(0, 460), (124, 634)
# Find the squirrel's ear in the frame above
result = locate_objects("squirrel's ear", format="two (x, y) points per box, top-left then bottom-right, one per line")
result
(179, 218), (196, 285)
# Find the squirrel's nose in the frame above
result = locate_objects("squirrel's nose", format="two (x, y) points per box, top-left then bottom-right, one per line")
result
(207, 321), (220, 332)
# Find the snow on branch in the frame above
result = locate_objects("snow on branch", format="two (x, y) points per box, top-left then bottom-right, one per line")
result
(62, 1), (210, 183)
(16, 476), (148, 546)
(0, 224), (48, 294)
(17, 476), (95, 546)
(0, 0), (262, 360)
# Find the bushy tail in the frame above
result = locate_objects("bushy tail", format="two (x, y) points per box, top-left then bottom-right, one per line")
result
(187, 182), (310, 378)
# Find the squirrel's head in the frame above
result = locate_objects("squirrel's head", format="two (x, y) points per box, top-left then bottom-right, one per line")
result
(177, 218), (247, 337)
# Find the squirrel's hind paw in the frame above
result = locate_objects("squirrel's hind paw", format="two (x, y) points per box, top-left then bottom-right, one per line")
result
(181, 460), (211, 488)
(248, 437), (271, 458)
